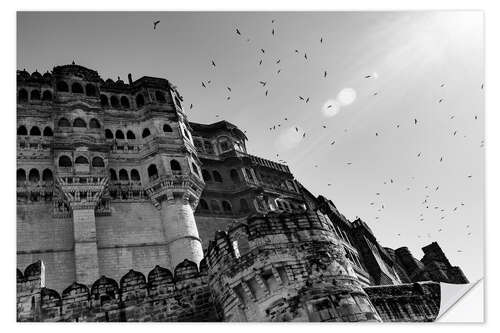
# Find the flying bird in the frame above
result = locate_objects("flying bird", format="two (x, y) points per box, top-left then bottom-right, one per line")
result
(227, 87), (232, 92)
(304, 53), (308, 60)
(236, 28), (241, 35)
(440, 83), (445, 87)
(259, 59), (263, 65)
(320, 37), (323, 43)
(201, 82), (206, 88)
(265, 90), (269, 96)
(306, 97), (310, 103)
(272, 29), (275, 36)
(324, 70), (327, 78)
(414, 118), (418, 125)
(211, 60), (216, 67)
(189, 104), (193, 109)
(438, 98), (444, 103)
(299, 96), (304, 101)
(153, 20), (160, 29)
(261, 49), (265, 53)
(259, 81), (267, 87)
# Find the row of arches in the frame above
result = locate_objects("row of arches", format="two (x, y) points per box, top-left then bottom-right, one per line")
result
(100, 91), (168, 109)
(56, 81), (97, 97)
(58, 155), (105, 168)
(57, 117), (101, 129)
(198, 198), (251, 213)
(18, 89), (53, 103)
(17, 125), (53, 136)
(109, 168), (141, 182)
(104, 124), (172, 140)
(17, 168), (53, 182)
(201, 168), (242, 184)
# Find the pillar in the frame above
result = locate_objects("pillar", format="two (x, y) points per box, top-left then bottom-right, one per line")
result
(72, 208), (99, 285)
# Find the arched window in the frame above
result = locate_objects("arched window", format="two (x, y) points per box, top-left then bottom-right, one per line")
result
(163, 124), (172, 133)
(155, 91), (166, 103)
(73, 118), (87, 128)
(75, 156), (89, 164)
(43, 127), (53, 136)
(119, 169), (129, 181)
(213, 170), (223, 183)
(109, 168), (117, 181)
(202, 169), (211, 181)
(58, 118), (70, 127)
(28, 169), (40, 182)
(191, 163), (199, 176)
(115, 130), (124, 139)
(100, 95), (109, 106)
(71, 82), (84, 93)
(89, 118), (101, 129)
(148, 164), (158, 180)
(110, 96), (120, 107)
(222, 200), (232, 212)
(42, 169), (53, 182)
(210, 200), (221, 212)
(85, 84), (96, 96)
(120, 96), (130, 108)
(29, 126), (41, 136)
(30, 90), (41, 100)
(170, 160), (182, 174)
(42, 90), (53, 101)
(239, 198), (250, 212)
(136, 94), (145, 107)
(18, 89), (28, 102)
(56, 81), (69, 92)
(126, 130), (136, 140)
(92, 156), (105, 168)
(199, 199), (209, 210)
(17, 169), (26, 182)
(142, 128), (151, 138)
(230, 169), (240, 183)
(105, 129), (113, 139)
(58, 155), (72, 167)
(17, 126), (28, 135)
(130, 169), (140, 181)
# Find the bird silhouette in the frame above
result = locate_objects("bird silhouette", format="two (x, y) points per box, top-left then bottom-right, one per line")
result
(259, 59), (263, 65)
(265, 90), (269, 96)
(201, 82), (206, 88)
(324, 70), (327, 78)
(211, 60), (216, 67)
(189, 104), (193, 109)
(438, 98), (444, 103)
(259, 81), (267, 87)
(236, 28), (241, 35)
(153, 20), (160, 29)
(227, 87), (232, 92)
(276, 59), (281, 64)
(414, 118), (418, 125)
(261, 49), (265, 53)
(320, 37), (323, 43)
(298, 96), (304, 101)
(304, 53), (308, 60)
(272, 29), (275, 36)
(306, 97), (310, 103)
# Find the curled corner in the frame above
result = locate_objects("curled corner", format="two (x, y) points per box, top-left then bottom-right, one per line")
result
(437, 279), (484, 322)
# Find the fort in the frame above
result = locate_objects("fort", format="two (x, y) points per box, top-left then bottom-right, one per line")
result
(16, 64), (468, 322)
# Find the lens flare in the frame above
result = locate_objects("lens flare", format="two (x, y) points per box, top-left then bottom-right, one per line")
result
(337, 88), (357, 106)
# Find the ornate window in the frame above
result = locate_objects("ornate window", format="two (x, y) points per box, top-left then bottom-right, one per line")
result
(85, 84), (97, 97)
(119, 169), (129, 181)
(71, 82), (84, 94)
(58, 118), (71, 127)
(75, 156), (89, 164)
(89, 118), (101, 129)
(199, 199), (209, 210)
(230, 169), (240, 183)
(29, 126), (41, 136)
(100, 95), (109, 106)
(170, 160), (182, 175)
(56, 81), (69, 92)
(239, 198), (250, 212)
(18, 89), (28, 102)
(142, 128), (151, 138)
(110, 95), (120, 108)
(109, 168), (117, 181)
(163, 124), (173, 133)
(42, 90), (53, 101)
(28, 169), (40, 182)
(148, 164), (159, 180)
(92, 157), (105, 168)
(105, 129), (113, 139)
(202, 169), (211, 181)
(43, 127), (53, 136)
(155, 91), (166, 103)
(213, 171), (223, 183)
(130, 169), (141, 181)
(58, 155), (72, 167)
(136, 94), (145, 108)
(42, 169), (53, 182)
(126, 130), (136, 140)
(73, 118), (87, 128)
(17, 126), (28, 135)
(17, 169), (26, 182)
(115, 130), (125, 139)
(222, 200), (232, 212)
(30, 90), (41, 100)
(120, 96), (130, 108)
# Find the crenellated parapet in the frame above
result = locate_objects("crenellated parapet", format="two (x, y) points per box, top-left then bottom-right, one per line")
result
(17, 259), (218, 322)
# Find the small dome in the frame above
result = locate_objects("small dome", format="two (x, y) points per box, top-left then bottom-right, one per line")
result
(17, 69), (30, 80)
(42, 71), (52, 80)
(31, 70), (42, 80)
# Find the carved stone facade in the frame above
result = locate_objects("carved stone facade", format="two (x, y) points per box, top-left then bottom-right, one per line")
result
(17, 64), (466, 322)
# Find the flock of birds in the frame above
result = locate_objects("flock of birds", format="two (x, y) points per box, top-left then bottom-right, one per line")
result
(152, 18), (483, 254)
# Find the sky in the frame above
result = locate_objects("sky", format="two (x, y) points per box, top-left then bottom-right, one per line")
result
(17, 11), (484, 282)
